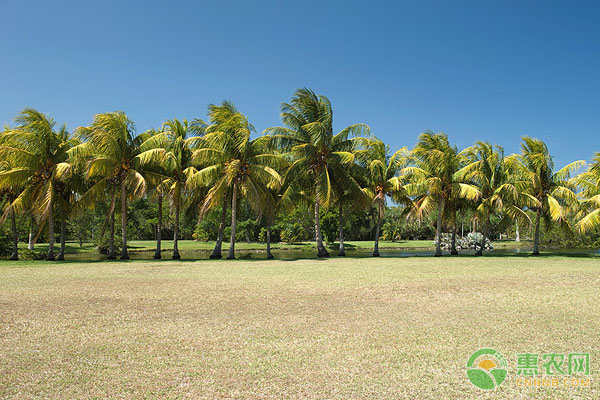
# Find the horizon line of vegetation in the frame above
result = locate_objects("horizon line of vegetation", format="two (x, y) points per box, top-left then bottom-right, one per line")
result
(0, 88), (598, 261)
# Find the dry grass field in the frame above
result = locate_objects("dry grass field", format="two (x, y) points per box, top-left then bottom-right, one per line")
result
(1, 256), (598, 399)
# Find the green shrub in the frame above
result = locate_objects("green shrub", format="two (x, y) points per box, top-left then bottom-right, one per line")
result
(280, 223), (304, 244)
(0, 227), (12, 256)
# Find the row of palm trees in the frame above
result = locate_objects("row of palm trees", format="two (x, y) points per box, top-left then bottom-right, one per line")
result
(0, 88), (598, 261)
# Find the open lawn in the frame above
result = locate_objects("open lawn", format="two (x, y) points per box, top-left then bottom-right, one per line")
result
(1, 256), (598, 399)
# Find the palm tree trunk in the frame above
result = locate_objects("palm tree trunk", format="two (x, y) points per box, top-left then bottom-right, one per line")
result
(120, 182), (129, 260)
(154, 193), (162, 259)
(515, 221), (520, 242)
(10, 207), (18, 261)
(475, 214), (487, 256)
(266, 222), (274, 259)
(108, 207), (116, 259)
(227, 181), (238, 259)
(57, 218), (66, 261)
(373, 202), (383, 257)
(315, 199), (329, 257)
(435, 198), (444, 257)
(173, 196), (181, 260)
(46, 196), (55, 261)
(532, 208), (541, 256)
(210, 199), (227, 259)
(450, 225), (458, 255)
(28, 217), (34, 250)
(338, 200), (345, 256)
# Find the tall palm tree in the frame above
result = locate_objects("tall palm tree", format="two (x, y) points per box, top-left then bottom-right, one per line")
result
(404, 131), (480, 257)
(266, 88), (370, 257)
(75, 111), (150, 259)
(457, 142), (531, 255)
(506, 137), (584, 255)
(54, 133), (85, 261)
(356, 139), (412, 257)
(137, 119), (201, 259)
(0, 109), (74, 260)
(191, 102), (283, 259)
(574, 153), (600, 232)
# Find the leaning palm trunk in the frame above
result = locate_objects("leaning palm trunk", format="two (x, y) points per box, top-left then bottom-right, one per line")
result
(10, 207), (18, 261)
(173, 197), (181, 260)
(515, 222), (520, 242)
(108, 208), (116, 259)
(227, 182), (238, 259)
(57, 219), (66, 261)
(120, 182), (129, 260)
(314, 200), (329, 257)
(373, 202), (383, 257)
(532, 207), (541, 256)
(154, 193), (162, 259)
(435, 198), (445, 257)
(266, 222), (274, 259)
(46, 196), (55, 261)
(210, 200), (228, 259)
(338, 200), (345, 256)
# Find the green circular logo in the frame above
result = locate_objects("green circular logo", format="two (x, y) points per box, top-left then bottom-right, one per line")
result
(466, 348), (508, 390)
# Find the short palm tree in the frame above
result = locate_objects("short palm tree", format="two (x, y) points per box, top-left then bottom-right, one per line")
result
(404, 131), (480, 257)
(457, 142), (531, 255)
(356, 139), (412, 256)
(266, 88), (370, 257)
(0, 109), (75, 260)
(75, 111), (151, 259)
(137, 119), (200, 259)
(574, 153), (600, 232)
(506, 137), (584, 255)
(191, 102), (283, 259)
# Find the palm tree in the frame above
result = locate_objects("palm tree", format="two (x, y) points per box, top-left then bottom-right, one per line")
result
(191, 102), (283, 259)
(54, 133), (84, 261)
(0, 127), (20, 260)
(266, 88), (370, 257)
(356, 139), (412, 256)
(75, 111), (150, 259)
(0, 163), (19, 261)
(574, 153), (600, 232)
(137, 119), (200, 259)
(0, 109), (74, 260)
(506, 137), (584, 255)
(457, 142), (531, 255)
(404, 131), (480, 257)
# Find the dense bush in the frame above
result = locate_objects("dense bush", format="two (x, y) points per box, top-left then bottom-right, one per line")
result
(0, 227), (12, 256)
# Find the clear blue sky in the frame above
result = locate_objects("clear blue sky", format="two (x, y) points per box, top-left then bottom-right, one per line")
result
(1, 0), (598, 167)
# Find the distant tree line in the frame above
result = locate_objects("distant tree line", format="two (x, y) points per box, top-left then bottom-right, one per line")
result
(0, 88), (598, 260)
